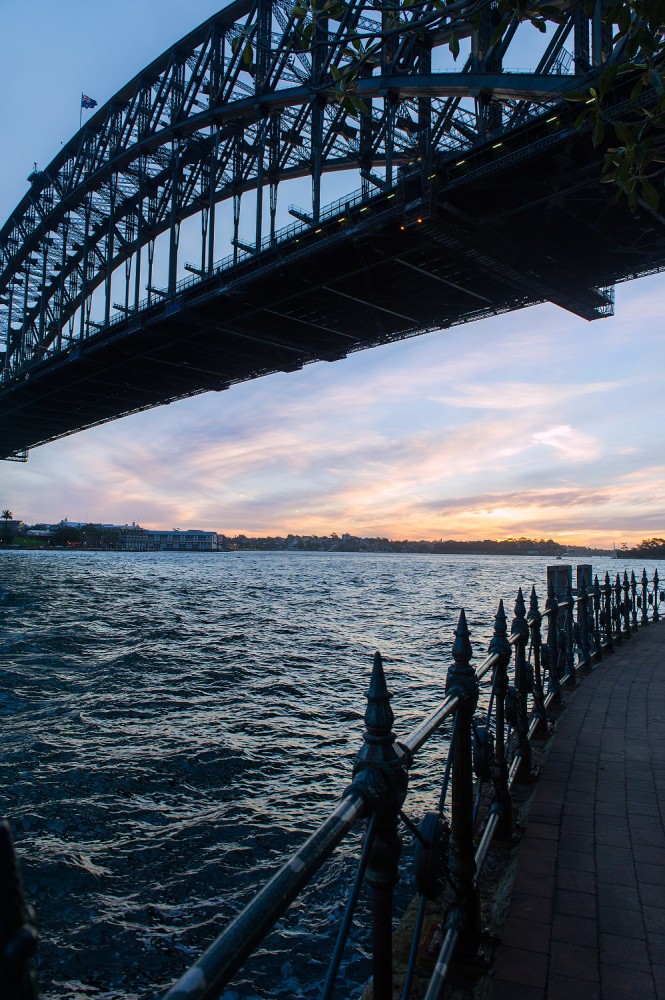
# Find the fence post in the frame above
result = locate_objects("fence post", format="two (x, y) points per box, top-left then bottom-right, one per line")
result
(630, 571), (639, 632)
(603, 572), (614, 653)
(527, 586), (548, 737)
(511, 589), (533, 777)
(614, 574), (623, 646)
(653, 569), (660, 623)
(563, 580), (576, 686)
(488, 600), (515, 839)
(577, 578), (592, 673)
(444, 610), (481, 957)
(592, 575), (603, 659)
(353, 652), (408, 1000)
(545, 582), (561, 707)
(0, 822), (39, 1000)
(622, 571), (631, 638)
(641, 568), (650, 627)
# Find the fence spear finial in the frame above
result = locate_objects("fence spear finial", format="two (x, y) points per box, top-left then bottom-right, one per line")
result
(452, 608), (472, 668)
(364, 650), (394, 741)
(490, 598), (510, 656)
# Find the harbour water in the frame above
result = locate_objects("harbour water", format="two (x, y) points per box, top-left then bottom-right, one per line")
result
(0, 549), (654, 999)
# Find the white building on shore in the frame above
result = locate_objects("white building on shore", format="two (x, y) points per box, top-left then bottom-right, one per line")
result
(120, 528), (225, 551)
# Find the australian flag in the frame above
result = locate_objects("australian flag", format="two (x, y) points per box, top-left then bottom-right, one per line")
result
(81, 94), (98, 109)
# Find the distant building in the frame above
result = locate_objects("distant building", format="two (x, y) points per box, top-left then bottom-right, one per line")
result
(121, 528), (225, 551)
(116, 524), (150, 549)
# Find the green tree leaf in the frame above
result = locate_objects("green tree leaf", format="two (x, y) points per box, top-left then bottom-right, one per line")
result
(640, 179), (660, 209)
(650, 67), (665, 95)
(448, 31), (460, 60)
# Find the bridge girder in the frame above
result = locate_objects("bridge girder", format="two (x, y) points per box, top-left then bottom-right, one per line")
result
(0, 0), (660, 459)
(0, 1), (599, 372)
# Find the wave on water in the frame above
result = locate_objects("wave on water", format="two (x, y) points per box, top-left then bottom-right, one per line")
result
(0, 549), (644, 998)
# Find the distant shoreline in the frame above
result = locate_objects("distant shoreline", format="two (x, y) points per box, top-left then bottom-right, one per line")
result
(3, 525), (656, 559)
(1, 544), (617, 557)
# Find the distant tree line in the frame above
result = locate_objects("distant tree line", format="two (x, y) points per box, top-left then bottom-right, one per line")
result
(625, 538), (665, 559)
(227, 534), (608, 556)
(0, 520), (122, 549)
(0, 517), (624, 555)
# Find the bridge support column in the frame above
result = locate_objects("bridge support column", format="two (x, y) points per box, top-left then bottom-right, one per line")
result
(79, 192), (92, 341)
(207, 131), (218, 275)
(132, 160), (144, 308)
(269, 113), (280, 244)
(417, 42), (432, 159)
(168, 141), (181, 296)
(574, 3), (590, 74)
(146, 238), (155, 307)
(104, 175), (117, 327)
(592, 0), (612, 66)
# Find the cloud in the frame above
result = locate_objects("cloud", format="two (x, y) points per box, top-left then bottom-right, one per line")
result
(3, 272), (664, 546)
(436, 379), (635, 411)
(530, 425), (600, 463)
(408, 471), (665, 542)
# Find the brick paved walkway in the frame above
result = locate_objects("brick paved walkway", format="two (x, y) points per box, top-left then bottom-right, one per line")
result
(492, 620), (665, 1000)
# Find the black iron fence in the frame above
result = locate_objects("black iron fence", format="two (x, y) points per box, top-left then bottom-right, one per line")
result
(2, 567), (663, 1000)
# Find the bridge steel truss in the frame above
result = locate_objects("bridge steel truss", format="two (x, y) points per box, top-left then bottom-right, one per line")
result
(0, 0), (664, 460)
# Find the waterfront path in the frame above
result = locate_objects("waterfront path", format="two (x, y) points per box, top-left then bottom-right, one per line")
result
(492, 620), (665, 1000)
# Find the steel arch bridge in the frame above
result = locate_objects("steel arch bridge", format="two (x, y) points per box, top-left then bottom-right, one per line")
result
(1, 0), (664, 461)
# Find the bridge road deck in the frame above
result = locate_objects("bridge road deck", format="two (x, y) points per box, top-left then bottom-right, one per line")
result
(492, 620), (665, 1000)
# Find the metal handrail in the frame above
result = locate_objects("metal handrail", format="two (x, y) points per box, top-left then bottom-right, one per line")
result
(164, 790), (370, 1000)
(400, 691), (460, 756)
(161, 564), (662, 1000)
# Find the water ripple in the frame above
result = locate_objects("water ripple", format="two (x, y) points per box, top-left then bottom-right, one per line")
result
(0, 549), (640, 998)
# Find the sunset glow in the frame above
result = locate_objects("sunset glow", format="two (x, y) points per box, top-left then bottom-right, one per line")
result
(1, 2), (663, 548)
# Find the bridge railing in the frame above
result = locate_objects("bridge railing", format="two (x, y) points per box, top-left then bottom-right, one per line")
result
(104, 186), (377, 331)
(99, 79), (585, 339)
(5, 566), (663, 1000)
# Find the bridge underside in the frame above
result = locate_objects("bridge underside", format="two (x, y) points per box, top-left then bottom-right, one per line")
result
(1, 107), (663, 459)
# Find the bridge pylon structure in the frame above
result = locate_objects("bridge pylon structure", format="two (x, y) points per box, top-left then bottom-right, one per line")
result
(1, 0), (664, 460)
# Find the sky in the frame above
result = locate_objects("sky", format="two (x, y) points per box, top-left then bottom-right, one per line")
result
(0, 1), (663, 546)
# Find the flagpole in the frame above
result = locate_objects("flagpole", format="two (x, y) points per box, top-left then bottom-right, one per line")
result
(80, 93), (83, 131)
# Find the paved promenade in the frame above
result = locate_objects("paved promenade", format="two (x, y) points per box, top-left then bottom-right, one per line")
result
(493, 620), (665, 1000)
